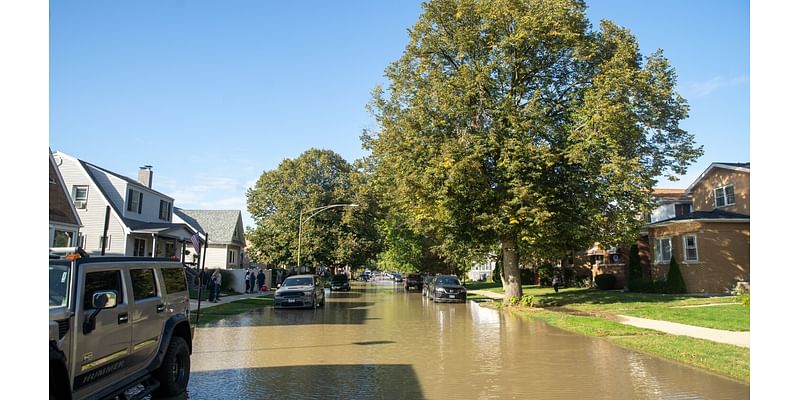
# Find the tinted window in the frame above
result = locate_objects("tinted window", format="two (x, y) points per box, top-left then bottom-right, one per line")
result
(436, 277), (461, 286)
(332, 274), (348, 282)
(130, 268), (158, 300)
(161, 267), (187, 293)
(84, 270), (123, 309)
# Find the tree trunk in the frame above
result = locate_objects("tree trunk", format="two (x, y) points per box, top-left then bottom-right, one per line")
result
(501, 239), (523, 301)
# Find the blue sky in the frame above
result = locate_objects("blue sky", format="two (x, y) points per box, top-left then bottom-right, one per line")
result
(49, 0), (749, 229)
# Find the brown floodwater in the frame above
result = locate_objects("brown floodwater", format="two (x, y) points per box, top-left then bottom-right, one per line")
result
(177, 282), (748, 399)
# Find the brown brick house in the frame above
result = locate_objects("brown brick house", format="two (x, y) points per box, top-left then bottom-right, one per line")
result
(646, 163), (750, 293)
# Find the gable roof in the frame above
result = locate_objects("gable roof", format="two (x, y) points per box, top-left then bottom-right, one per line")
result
(173, 208), (245, 246)
(686, 162), (750, 192)
(49, 150), (82, 227)
(651, 188), (690, 202)
(646, 209), (750, 228)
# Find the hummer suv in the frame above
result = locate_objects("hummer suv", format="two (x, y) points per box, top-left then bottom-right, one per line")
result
(49, 249), (193, 399)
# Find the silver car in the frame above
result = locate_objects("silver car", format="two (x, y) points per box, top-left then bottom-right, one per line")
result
(274, 274), (326, 309)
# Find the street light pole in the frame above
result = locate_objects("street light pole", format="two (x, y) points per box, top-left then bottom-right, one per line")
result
(297, 203), (359, 272)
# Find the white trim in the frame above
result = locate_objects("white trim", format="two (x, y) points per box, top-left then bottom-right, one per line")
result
(646, 218), (750, 228)
(653, 237), (672, 264)
(686, 163), (750, 192)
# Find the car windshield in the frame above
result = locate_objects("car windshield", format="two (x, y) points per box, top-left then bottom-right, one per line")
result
(436, 277), (461, 286)
(283, 277), (313, 287)
(332, 275), (348, 282)
(408, 275), (421, 280)
(49, 263), (70, 307)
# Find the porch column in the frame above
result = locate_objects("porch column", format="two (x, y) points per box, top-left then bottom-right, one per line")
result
(151, 233), (158, 258)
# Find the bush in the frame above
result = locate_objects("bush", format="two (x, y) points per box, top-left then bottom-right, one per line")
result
(628, 244), (642, 280)
(594, 274), (616, 290)
(519, 294), (537, 307)
(536, 263), (555, 287)
(665, 256), (687, 294)
(628, 278), (670, 293)
(519, 268), (535, 285)
(492, 261), (502, 283)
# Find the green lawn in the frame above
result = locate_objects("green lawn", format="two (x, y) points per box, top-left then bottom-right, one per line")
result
(467, 285), (749, 331)
(191, 296), (274, 325)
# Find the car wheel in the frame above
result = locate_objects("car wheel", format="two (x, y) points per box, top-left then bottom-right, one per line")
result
(153, 336), (190, 397)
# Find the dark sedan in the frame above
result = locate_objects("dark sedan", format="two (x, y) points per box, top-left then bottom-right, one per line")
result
(427, 275), (467, 303)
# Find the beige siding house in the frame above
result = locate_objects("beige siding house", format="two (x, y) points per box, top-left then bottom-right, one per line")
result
(53, 151), (194, 257)
(173, 209), (246, 270)
(49, 150), (82, 247)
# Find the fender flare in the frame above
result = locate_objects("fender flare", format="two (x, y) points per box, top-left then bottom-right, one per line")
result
(147, 314), (192, 372)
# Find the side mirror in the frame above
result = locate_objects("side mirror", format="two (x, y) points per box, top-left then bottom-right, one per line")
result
(84, 290), (118, 334)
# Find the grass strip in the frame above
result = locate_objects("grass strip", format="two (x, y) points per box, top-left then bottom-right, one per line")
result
(193, 296), (274, 325)
(504, 306), (749, 383)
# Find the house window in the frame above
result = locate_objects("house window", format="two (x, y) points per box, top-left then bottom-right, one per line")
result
(77, 233), (86, 249)
(159, 200), (171, 221)
(654, 237), (672, 264)
(72, 185), (88, 209)
(133, 238), (146, 257)
(52, 230), (74, 247)
(228, 250), (236, 264)
(715, 185), (735, 207)
(164, 242), (176, 258)
(127, 189), (143, 213)
(683, 234), (698, 262)
(99, 235), (112, 251)
(675, 203), (692, 217)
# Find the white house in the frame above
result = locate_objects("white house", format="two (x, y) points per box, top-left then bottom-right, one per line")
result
(52, 151), (194, 257)
(172, 208), (246, 270)
(468, 255), (495, 281)
(49, 150), (82, 247)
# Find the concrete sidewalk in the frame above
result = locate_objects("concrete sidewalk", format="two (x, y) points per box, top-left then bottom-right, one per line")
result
(468, 290), (506, 300)
(616, 315), (750, 348)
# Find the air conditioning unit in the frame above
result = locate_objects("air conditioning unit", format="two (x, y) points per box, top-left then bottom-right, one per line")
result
(73, 200), (86, 209)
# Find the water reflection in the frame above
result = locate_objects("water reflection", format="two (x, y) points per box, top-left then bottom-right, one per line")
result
(183, 284), (748, 399)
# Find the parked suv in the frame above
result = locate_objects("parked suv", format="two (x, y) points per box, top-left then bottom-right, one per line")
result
(330, 274), (351, 291)
(49, 249), (193, 400)
(274, 274), (325, 308)
(426, 275), (467, 303)
(404, 274), (423, 291)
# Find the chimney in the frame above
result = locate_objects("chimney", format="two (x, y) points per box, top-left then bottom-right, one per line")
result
(138, 165), (153, 188)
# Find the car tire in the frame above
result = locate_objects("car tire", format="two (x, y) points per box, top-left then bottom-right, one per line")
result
(153, 336), (191, 397)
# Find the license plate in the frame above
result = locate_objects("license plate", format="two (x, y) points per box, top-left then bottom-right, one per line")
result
(449, 295), (455, 299)
(288, 299), (295, 303)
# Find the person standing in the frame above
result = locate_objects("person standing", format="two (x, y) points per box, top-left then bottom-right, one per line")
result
(210, 270), (222, 302)
(552, 273), (561, 293)
(249, 269), (256, 294)
(257, 269), (266, 292)
(244, 270), (252, 294)
(208, 270), (217, 302)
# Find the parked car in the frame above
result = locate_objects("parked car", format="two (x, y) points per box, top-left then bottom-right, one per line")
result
(404, 274), (423, 291)
(392, 273), (403, 283)
(49, 248), (193, 400)
(330, 274), (351, 291)
(274, 274), (325, 309)
(358, 272), (371, 282)
(426, 275), (467, 303)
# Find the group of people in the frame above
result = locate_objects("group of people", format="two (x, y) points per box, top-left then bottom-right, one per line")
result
(245, 269), (267, 294)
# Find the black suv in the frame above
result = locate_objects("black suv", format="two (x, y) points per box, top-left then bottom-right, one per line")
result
(49, 250), (193, 400)
(425, 275), (467, 303)
(330, 274), (351, 291)
(404, 274), (423, 291)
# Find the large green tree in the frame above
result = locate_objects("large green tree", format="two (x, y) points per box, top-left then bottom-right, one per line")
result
(245, 149), (380, 269)
(363, 0), (702, 302)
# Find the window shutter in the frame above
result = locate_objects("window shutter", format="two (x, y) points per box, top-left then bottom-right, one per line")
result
(138, 192), (143, 213)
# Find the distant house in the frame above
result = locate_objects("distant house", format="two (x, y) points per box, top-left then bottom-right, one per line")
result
(467, 256), (495, 281)
(646, 163), (750, 293)
(52, 151), (194, 257)
(49, 150), (81, 247)
(173, 208), (246, 270)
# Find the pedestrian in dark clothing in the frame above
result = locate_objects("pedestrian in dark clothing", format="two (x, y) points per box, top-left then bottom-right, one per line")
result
(257, 269), (266, 292)
(552, 274), (561, 293)
(249, 270), (256, 294)
(209, 270), (222, 302)
(245, 270), (252, 293)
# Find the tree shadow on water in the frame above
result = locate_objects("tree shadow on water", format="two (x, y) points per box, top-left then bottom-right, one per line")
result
(155, 364), (426, 400)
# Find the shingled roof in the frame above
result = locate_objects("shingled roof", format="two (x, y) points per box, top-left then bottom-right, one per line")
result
(173, 208), (245, 246)
(646, 209), (750, 227)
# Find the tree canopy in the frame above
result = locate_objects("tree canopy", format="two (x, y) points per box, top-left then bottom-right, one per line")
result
(245, 148), (380, 270)
(363, 0), (702, 301)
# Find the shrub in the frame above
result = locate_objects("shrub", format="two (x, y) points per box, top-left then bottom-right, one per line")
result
(665, 256), (687, 294)
(628, 244), (642, 280)
(536, 263), (555, 287)
(519, 268), (535, 284)
(492, 261), (502, 283)
(519, 294), (537, 307)
(595, 274), (616, 290)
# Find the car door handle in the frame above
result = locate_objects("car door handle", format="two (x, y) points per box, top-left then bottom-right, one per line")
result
(156, 304), (165, 313)
(118, 313), (128, 324)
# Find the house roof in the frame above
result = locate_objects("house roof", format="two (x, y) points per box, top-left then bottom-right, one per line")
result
(686, 162), (750, 192)
(646, 209), (750, 227)
(173, 208), (245, 246)
(651, 188), (690, 202)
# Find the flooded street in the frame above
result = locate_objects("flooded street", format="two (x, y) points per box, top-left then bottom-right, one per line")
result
(183, 283), (748, 399)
